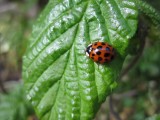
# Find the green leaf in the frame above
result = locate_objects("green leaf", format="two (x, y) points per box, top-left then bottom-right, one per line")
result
(135, 0), (160, 27)
(23, 0), (138, 119)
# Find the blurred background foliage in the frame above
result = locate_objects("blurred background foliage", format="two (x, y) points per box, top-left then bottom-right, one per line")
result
(0, 0), (160, 120)
(0, 83), (35, 120)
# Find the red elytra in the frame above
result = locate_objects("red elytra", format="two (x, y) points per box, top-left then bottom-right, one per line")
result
(85, 42), (115, 64)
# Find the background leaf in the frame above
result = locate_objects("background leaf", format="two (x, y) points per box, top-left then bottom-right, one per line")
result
(0, 83), (34, 120)
(146, 114), (160, 120)
(23, 0), (138, 119)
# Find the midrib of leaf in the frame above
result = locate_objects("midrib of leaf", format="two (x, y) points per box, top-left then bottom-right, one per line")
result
(26, 26), (79, 107)
(83, 2), (114, 106)
(30, 51), (69, 106)
(46, 24), (80, 119)
(37, 26), (79, 119)
(75, 20), (98, 119)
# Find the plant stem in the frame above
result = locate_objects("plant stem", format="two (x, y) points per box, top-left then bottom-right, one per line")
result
(109, 95), (121, 120)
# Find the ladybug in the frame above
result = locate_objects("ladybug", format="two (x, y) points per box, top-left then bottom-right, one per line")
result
(85, 42), (115, 64)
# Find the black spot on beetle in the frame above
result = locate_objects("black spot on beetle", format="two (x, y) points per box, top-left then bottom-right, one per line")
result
(106, 47), (110, 51)
(104, 53), (110, 57)
(97, 46), (102, 49)
(98, 57), (102, 61)
(92, 54), (95, 56)
(96, 51), (101, 55)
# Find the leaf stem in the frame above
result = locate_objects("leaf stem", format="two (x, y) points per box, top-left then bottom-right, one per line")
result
(109, 95), (121, 120)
